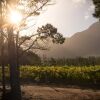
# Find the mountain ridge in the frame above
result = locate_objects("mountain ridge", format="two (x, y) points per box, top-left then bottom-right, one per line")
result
(37, 22), (100, 58)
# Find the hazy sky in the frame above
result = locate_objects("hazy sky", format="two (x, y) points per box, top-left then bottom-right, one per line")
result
(35, 0), (98, 37)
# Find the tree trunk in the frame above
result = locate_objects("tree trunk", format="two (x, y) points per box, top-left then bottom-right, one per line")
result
(0, 1), (6, 96)
(0, 32), (6, 95)
(8, 25), (21, 100)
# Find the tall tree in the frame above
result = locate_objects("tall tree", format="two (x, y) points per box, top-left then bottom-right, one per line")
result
(0, 0), (65, 100)
(0, 0), (6, 96)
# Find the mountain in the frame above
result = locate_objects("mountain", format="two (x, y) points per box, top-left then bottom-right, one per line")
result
(37, 22), (100, 58)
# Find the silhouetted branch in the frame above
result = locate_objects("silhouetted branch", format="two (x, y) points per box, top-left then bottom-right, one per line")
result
(20, 0), (50, 24)
(18, 33), (39, 47)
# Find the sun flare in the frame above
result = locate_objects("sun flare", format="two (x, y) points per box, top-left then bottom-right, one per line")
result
(9, 10), (23, 24)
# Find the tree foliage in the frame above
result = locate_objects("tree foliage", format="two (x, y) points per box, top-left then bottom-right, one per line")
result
(37, 24), (65, 44)
(92, 0), (100, 20)
(42, 56), (100, 66)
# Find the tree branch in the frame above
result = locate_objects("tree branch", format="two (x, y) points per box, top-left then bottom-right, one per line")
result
(21, 0), (49, 23)
(18, 33), (39, 47)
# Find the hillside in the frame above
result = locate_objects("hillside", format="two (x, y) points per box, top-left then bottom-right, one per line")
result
(37, 22), (100, 58)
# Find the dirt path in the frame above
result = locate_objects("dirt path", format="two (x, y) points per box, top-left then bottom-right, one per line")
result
(22, 85), (100, 100)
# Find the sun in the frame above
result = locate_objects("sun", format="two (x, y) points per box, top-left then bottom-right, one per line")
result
(9, 10), (23, 24)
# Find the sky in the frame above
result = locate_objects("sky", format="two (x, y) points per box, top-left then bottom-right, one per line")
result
(35, 0), (98, 37)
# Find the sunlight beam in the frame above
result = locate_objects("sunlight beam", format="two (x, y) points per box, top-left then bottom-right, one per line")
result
(9, 10), (23, 24)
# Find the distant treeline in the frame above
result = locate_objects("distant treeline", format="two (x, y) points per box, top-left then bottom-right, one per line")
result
(0, 50), (41, 66)
(42, 57), (100, 66)
(0, 42), (41, 66)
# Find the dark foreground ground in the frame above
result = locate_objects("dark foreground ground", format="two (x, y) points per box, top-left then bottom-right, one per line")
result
(21, 85), (100, 100)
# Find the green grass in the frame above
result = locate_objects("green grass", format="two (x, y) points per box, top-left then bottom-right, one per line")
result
(0, 66), (100, 85)
(20, 66), (100, 85)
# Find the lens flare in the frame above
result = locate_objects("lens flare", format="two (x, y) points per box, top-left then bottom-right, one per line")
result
(9, 10), (22, 24)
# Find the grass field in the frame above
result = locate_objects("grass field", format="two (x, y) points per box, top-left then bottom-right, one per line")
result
(20, 66), (100, 85)
(0, 66), (100, 86)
